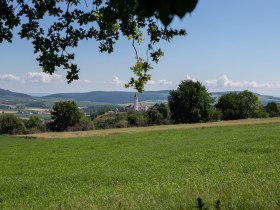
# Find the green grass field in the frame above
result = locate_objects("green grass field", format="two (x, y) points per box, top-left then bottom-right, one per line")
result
(1, 122), (280, 209)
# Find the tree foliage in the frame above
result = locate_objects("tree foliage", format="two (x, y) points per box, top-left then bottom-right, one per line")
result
(0, 0), (198, 92)
(146, 108), (163, 124)
(154, 103), (169, 119)
(127, 110), (145, 126)
(146, 103), (169, 124)
(25, 115), (42, 129)
(216, 90), (266, 120)
(265, 102), (280, 117)
(50, 100), (82, 131)
(0, 113), (25, 134)
(168, 80), (214, 123)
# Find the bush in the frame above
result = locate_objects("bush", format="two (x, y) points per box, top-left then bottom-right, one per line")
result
(50, 101), (82, 131)
(127, 111), (147, 126)
(209, 108), (222, 121)
(265, 102), (280, 117)
(146, 108), (163, 124)
(253, 106), (268, 119)
(24, 116), (48, 134)
(67, 114), (94, 131)
(154, 103), (169, 119)
(90, 112), (98, 120)
(0, 114), (26, 134)
(114, 120), (128, 128)
(25, 116), (43, 129)
(95, 119), (115, 129)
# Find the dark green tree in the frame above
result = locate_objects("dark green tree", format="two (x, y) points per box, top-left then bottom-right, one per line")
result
(215, 92), (240, 120)
(25, 116), (43, 129)
(146, 108), (163, 124)
(0, 113), (25, 134)
(154, 103), (169, 119)
(50, 101), (82, 131)
(90, 111), (98, 120)
(265, 102), (279, 117)
(127, 111), (145, 126)
(0, 0), (198, 92)
(216, 90), (265, 120)
(239, 90), (265, 118)
(168, 80), (214, 123)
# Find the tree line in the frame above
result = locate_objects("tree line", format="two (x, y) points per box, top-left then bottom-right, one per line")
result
(1, 80), (280, 135)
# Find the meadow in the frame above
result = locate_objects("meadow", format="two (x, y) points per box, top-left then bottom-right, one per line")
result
(1, 120), (280, 209)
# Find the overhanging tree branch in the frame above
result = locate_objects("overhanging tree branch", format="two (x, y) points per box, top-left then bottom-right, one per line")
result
(0, 0), (198, 92)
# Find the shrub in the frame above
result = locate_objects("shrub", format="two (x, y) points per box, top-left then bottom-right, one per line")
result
(95, 119), (115, 129)
(265, 102), (280, 117)
(114, 120), (128, 128)
(127, 111), (147, 126)
(67, 114), (94, 131)
(25, 116), (43, 129)
(50, 101), (82, 131)
(90, 112), (98, 120)
(146, 108), (163, 124)
(0, 114), (26, 134)
(209, 108), (222, 121)
(154, 103), (169, 119)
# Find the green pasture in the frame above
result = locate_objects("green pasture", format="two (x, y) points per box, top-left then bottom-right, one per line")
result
(0, 123), (280, 209)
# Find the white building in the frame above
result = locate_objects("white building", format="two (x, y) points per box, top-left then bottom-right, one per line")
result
(134, 94), (139, 111)
(127, 94), (149, 111)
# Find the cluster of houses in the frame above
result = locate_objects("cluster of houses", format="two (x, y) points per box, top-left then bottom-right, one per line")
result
(17, 109), (50, 115)
(126, 94), (150, 111)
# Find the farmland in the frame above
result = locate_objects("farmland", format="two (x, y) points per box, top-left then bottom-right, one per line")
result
(1, 120), (280, 209)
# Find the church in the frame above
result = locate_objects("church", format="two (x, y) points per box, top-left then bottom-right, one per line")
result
(126, 94), (149, 111)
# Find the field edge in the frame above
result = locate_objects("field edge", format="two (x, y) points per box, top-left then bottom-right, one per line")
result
(18, 117), (280, 139)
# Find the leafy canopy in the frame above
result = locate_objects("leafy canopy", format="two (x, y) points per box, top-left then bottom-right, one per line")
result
(0, 0), (198, 92)
(265, 102), (280, 117)
(50, 100), (82, 131)
(216, 90), (266, 120)
(168, 80), (214, 123)
(0, 113), (25, 134)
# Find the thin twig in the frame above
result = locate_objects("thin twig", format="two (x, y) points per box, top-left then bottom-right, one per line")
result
(132, 38), (139, 61)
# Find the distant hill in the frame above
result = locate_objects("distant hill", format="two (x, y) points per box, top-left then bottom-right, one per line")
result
(44, 90), (170, 104)
(1, 88), (280, 106)
(45, 90), (280, 105)
(0, 88), (31, 98)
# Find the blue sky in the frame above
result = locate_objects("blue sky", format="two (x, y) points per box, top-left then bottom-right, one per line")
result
(1, 0), (280, 95)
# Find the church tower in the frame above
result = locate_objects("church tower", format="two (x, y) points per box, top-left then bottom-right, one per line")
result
(134, 94), (139, 111)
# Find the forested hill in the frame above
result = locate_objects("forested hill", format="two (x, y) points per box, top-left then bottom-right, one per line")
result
(44, 90), (170, 104)
(0, 88), (31, 98)
(1, 88), (280, 105)
(45, 90), (280, 105)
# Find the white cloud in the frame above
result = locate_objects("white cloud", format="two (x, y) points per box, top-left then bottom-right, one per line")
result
(0, 74), (22, 82)
(147, 79), (173, 86)
(0, 72), (65, 84)
(205, 75), (280, 89)
(186, 75), (197, 82)
(147, 80), (156, 85)
(158, 80), (173, 85)
(84, 79), (91, 84)
(24, 72), (64, 83)
(105, 76), (124, 85)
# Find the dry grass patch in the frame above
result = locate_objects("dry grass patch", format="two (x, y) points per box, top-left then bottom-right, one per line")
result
(21, 118), (280, 139)
(0, 110), (17, 114)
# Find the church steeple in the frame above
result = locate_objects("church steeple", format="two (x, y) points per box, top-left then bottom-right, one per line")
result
(134, 94), (139, 111)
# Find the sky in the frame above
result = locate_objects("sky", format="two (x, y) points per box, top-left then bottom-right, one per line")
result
(1, 0), (280, 95)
